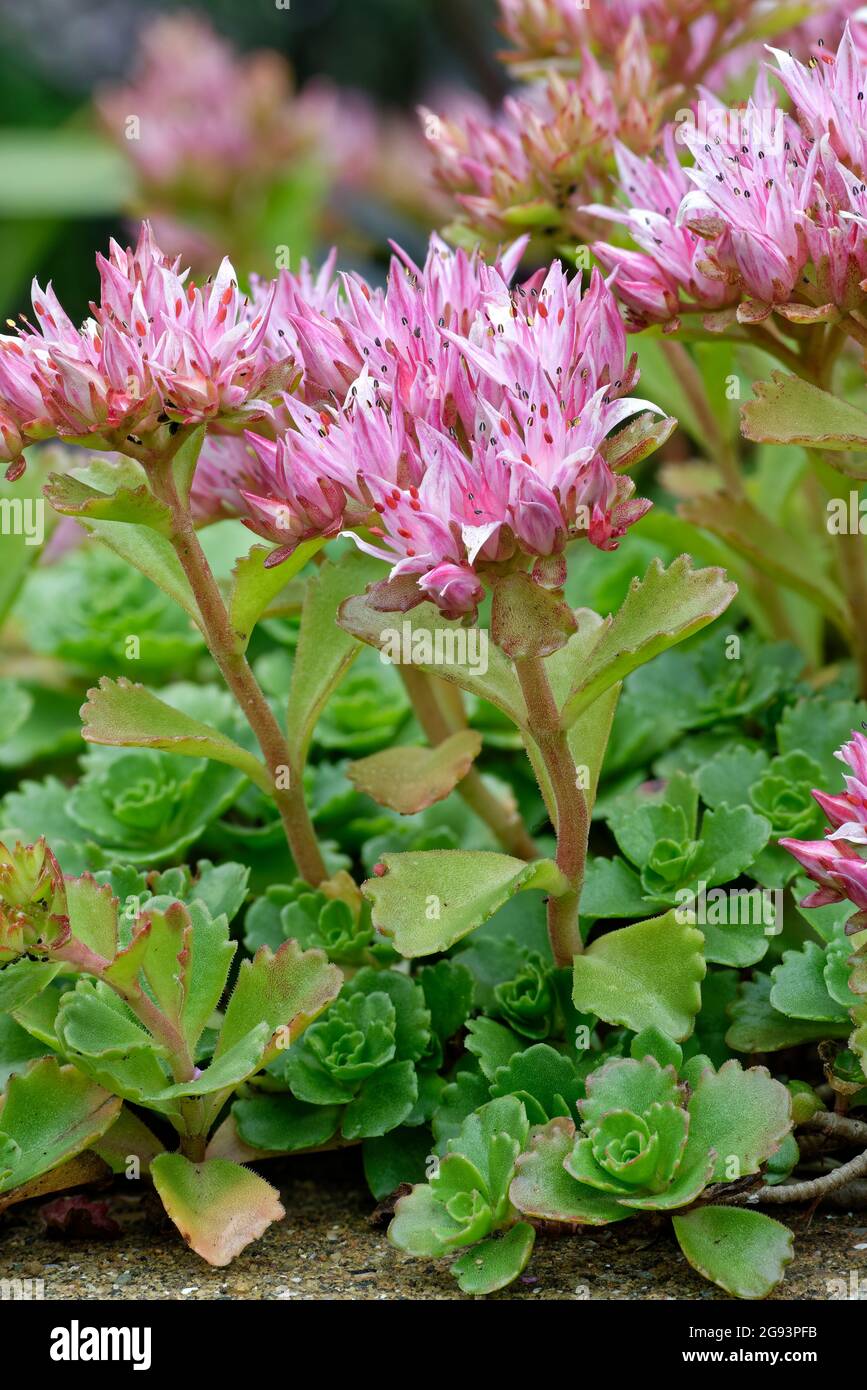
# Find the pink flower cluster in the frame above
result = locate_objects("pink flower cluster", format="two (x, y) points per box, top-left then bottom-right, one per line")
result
(193, 235), (669, 619)
(782, 728), (867, 934)
(594, 25), (867, 329)
(498, 0), (865, 75)
(498, 0), (756, 83)
(422, 26), (674, 251)
(0, 223), (295, 475)
(96, 14), (312, 196)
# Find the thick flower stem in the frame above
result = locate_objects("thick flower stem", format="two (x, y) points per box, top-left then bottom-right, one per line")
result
(837, 529), (867, 697)
(816, 453), (867, 697)
(398, 666), (538, 861)
(152, 460), (327, 886)
(515, 655), (587, 967)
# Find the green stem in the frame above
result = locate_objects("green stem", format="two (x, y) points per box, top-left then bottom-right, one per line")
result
(151, 457), (327, 886)
(515, 655), (586, 967)
(398, 666), (539, 861)
(661, 339), (744, 499)
(816, 453), (867, 698)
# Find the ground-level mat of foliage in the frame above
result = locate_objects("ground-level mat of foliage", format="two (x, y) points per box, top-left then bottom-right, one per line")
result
(1, 1152), (865, 1301)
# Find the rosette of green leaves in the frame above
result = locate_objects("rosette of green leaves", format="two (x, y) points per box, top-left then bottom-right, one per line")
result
(16, 544), (203, 677)
(244, 880), (393, 967)
(233, 960), (474, 1156)
(388, 1096), (535, 1295)
(510, 1055), (794, 1298)
(313, 656), (411, 755)
(581, 770), (772, 967)
(727, 884), (865, 1055)
(0, 854), (341, 1265)
(696, 747), (825, 887)
(492, 950), (557, 1039)
(2, 685), (252, 871)
(244, 969), (433, 1142)
(599, 635), (805, 803)
(433, 1027), (587, 1147)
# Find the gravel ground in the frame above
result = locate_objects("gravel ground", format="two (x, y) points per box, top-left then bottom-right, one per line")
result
(1, 1151), (866, 1301)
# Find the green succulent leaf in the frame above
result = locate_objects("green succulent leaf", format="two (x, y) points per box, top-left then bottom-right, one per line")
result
(451, 1221), (536, 1295)
(0, 1057), (121, 1193)
(0, 1014), (48, 1090)
(80, 677), (269, 792)
(338, 592), (527, 728)
(347, 731), (482, 815)
(579, 856), (649, 919)
(464, 1017), (524, 1082)
(232, 1094), (341, 1153)
(228, 539), (323, 653)
(726, 973), (849, 1052)
(0, 959), (62, 1014)
(561, 557), (737, 727)
(342, 1058), (419, 1140)
(44, 468), (172, 533)
(686, 1060), (792, 1181)
(673, 1206), (794, 1299)
(418, 960), (474, 1045)
(741, 371), (867, 459)
(216, 938), (342, 1069)
(509, 1117), (629, 1225)
(572, 911), (705, 1040)
(770, 942), (853, 1024)
(363, 1125), (435, 1200)
(285, 551), (385, 770)
(362, 850), (568, 957)
(490, 571), (576, 660)
(489, 1044), (583, 1125)
(151, 1153), (285, 1267)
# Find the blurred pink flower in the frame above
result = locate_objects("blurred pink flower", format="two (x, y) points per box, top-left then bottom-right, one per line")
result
(96, 13), (312, 197)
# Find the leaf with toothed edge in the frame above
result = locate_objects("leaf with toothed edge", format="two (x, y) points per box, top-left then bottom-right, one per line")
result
(560, 557), (737, 728)
(685, 1059), (792, 1181)
(78, 519), (199, 621)
(150, 1154), (285, 1267)
(228, 539), (324, 653)
(0, 1057), (122, 1194)
(337, 591), (528, 728)
(285, 551), (385, 769)
(44, 471), (173, 532)
(509, 1118), (629, 1226)
(362, 851), (569, 958)
(490, 572), (577, 661)
(215, 938), (342, 1067)
(347, 730), (483, 814)
(741, 372), (867, 460)
(80, 677), (270, 790)
(572, 910), (705, 1040)
(451, 1222), (536, 1295)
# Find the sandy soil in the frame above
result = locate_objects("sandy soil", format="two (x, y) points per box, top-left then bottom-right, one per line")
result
(1, 1151), (865, 1301)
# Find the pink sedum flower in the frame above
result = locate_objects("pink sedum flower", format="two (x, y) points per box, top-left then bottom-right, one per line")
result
(222, 236), (671, 618)
(0, 222), (295, 474)
(815, 729), (867, 844)
(783, 728), (867, 933)
(600, 27), (867, 327)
